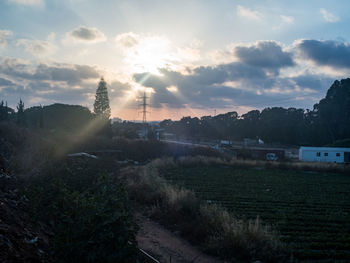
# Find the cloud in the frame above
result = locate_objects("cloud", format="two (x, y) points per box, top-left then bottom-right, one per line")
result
(133, 59), (330, 110)
(66, 26), (107, 43)
(0, 57), (103, 108)
(16, 39), (57, 56)
(109, 80), (132, 97)
(6, 0), (43, 5)
(0, 57), (100, 85)
(115, 32), (140, 48)
(237, 5), (261, 20)
(0, 30), (13, 48)
(166, 86), (178, 93)
(231, 41), (295, 70)
(296, 39), (350, 69)
(115, 32), (201, 74)
(290, 73), (333, 92)
(320, 8), (339, 23)
(0, 77), (16, 87)
(280, 15), (294, 24)
(33, 64), (100, 84)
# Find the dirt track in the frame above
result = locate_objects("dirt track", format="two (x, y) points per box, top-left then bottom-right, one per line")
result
(136, 213), (223, 263)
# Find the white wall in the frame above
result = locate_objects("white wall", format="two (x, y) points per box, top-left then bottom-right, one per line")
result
(299, 147), (350, 163)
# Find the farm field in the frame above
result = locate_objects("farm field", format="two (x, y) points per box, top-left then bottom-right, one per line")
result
(163, 166), (350, 262)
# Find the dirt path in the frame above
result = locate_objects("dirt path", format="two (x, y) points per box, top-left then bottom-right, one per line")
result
(135, 213), (223, 263)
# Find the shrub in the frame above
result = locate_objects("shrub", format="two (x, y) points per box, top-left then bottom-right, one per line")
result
(26, 163), (138, 263)
(200, 204), (286, 262)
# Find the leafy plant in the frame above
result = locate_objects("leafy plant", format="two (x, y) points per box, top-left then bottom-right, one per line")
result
(27, 164), (138, 263)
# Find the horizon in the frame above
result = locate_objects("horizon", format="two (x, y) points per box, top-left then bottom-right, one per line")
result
(1, 0), (350, 121)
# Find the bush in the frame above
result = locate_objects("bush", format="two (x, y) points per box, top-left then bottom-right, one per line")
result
(26, 162), (138, 263)
(200, 204), (286, 262)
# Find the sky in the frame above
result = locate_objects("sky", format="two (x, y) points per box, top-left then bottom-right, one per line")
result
(1, 0), (350, 120)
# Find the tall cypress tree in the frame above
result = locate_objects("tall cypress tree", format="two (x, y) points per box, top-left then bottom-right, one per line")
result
(93, 77), (111, 120)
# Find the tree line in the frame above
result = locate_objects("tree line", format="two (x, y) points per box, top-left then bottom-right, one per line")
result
(159, 78), (350, 146)
(1, 77), (350, 146)
(0, 77), (111, 135)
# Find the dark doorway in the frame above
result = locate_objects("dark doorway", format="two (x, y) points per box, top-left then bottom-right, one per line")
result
(345, 152), (350, 163)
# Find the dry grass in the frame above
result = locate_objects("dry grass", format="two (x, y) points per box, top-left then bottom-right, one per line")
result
(177, 155), (226, 166)
(120, 158), (289, 262)
(166, 155), (350, 174)
(200, 204), (284, 262)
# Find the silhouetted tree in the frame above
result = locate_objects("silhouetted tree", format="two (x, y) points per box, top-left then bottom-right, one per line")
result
(0, 101), (8, 121)
(313, 79), (350, 144)
(39, 104), (44, 129)
(93, 77), (112, 137)
(94, 77), (111, 119)
(24, 103), (93, 131)
(16, 99), (26, 126)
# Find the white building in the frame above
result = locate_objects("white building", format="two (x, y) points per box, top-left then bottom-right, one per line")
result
(299, 146), (350, 163)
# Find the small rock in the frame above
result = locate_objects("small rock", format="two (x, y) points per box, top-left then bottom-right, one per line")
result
(26, 236), (38, 244)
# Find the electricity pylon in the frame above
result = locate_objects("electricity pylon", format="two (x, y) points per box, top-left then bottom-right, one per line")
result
(139, 92), (149, 138)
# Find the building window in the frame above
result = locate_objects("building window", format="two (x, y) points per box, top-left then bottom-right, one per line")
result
(316, 152), (321, 157)
(324, 152), (328, 156)
(336, 153), (340, 157)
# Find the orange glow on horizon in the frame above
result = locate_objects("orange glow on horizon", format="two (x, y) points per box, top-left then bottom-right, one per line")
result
(112, 105), (255, 121)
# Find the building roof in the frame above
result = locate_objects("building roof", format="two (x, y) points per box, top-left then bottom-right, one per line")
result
(300, 146), (350, 152)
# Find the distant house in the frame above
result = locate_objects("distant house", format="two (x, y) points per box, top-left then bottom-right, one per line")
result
(299, 147), (350, 163)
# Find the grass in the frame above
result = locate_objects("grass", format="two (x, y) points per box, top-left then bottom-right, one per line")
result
(175, 155), (350, 174)
(162, 161), (350, 262)
(121, 158), (288, 262)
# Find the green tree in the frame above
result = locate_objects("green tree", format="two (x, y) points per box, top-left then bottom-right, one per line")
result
(39, 104), (44, 129)
(94, 77), (111, 120)
(0, 101), (8, 121)
(16, 98), (26, 126)
(313, 79), (350, 144)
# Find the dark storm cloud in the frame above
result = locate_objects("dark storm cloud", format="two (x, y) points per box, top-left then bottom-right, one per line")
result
(233, 41), (295, 69)
(297, 40), (350, 69)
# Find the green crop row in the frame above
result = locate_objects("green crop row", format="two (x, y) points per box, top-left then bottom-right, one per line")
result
(163, 166), (350, 262)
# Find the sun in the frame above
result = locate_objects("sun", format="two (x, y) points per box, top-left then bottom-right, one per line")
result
(124, 36), (176, 75)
